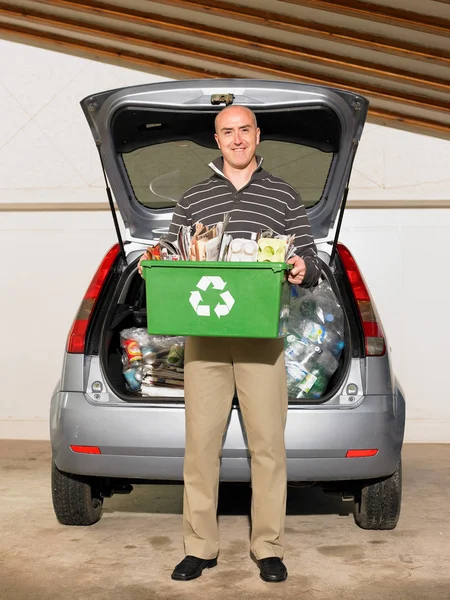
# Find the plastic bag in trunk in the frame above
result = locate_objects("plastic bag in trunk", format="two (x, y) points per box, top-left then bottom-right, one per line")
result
(285, 281), (344, 399)
(120, 328), (185, 393)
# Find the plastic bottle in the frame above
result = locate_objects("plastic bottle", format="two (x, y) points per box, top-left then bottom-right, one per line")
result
(286, 361), (310, 398)
(299, 297), (318, 320)
(291, 318), (326, 345)
(290, 318), (344, 359)
(322, 327), (345, 358)
(286, 332), (323, 359)
(295, 365), (328, 399)
(285, 340), (323, 398)
(311, 286), (344, 333)
(285, 335), (312, 362)
(296, 350), (338, 399)
(286, 368), (304, 397)
(286, 341), (339, 399)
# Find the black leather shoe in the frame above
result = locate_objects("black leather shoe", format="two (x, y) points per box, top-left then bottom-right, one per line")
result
(171, 555), (218, 581)
(257, 557), (288, 582)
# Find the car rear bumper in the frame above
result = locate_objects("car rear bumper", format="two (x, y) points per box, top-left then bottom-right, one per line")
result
(50, 391), (405, 482)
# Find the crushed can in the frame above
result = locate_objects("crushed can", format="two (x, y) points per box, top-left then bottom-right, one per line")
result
(123, 367), (142, 391)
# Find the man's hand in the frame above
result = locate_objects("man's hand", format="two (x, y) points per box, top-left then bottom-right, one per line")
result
(138, 250), (151, 277)
(287, 255), (306, 285)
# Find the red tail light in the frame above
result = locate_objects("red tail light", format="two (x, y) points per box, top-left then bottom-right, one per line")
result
(337, 244), (386, 356)
(70, 445), (101, 455)
(346, 449), (378, 458)
(67, 244), (120, 354)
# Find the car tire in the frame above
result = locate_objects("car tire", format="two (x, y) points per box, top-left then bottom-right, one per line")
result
(51, 461), (104, 526)
(353, 458), (402, 530)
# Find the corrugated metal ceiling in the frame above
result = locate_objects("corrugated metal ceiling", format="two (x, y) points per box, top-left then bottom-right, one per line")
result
(0, 0), (449, 137)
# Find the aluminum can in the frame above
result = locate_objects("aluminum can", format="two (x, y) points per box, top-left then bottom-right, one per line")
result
(123, 367), (141, 391)
(167, 344), (184, 366)
(142, 346), (157, 364)
(122, 338), (142, 365)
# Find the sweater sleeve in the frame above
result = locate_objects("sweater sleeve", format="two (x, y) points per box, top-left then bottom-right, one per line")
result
(167, 195), (191, 244)
(285, 190), (321, 288)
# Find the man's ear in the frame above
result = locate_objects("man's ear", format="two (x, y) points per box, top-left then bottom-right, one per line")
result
(256, 127), (261, 146)
(214, 133), (221, 149)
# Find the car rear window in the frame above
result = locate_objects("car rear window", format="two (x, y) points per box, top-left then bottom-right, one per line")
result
(121, 140), (333, 210)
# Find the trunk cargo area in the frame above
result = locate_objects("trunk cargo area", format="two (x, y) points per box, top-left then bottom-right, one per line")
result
(99, 258), (359, 404)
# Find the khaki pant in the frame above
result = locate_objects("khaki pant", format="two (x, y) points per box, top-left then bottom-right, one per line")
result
(182, 336), (288, 560)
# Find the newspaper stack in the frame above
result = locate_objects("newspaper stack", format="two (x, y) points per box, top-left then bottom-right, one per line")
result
(140, 339), (185, 395)
(141, 360), (184, 394)
(145, 214), (297, 262)
(177, 213), (231, 261)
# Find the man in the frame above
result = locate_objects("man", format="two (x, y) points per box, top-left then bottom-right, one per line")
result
(140, 105), (320, 582)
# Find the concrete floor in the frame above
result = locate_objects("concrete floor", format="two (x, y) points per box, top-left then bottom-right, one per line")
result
(0, 442), (449, 600)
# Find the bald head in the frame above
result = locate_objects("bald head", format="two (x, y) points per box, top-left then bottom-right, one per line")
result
(214, 105), (257, 133)
(213, 104), (260, 173)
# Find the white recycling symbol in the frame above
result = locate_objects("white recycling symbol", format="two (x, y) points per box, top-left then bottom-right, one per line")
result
(189, 276), (235, 318)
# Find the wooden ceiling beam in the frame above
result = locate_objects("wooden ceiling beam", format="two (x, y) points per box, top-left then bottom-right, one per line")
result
(0, 23), (449, 137)
(6, 1), (449, 93)
(148, 0), (450, 65)
(284, 0), (450, 37)
(0, 18), (450, 135)
(0, 22), (229, 77)
(1, 10), (449, 115)
(367, 108), (450, 136)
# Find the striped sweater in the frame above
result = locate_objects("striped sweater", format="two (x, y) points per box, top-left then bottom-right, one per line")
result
(167, 156), (321, 287)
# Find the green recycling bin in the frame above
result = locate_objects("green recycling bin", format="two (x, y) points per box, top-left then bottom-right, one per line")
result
(141, 261), (291, 338)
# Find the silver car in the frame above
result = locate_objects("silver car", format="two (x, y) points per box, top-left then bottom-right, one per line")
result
(50, 79), (405, 531)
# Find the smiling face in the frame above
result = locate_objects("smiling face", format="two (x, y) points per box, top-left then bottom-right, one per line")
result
(214, 106), (260, 171)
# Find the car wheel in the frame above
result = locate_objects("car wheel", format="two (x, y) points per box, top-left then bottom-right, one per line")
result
(51, 461), (104, 526)
(353, 458), (402, 530)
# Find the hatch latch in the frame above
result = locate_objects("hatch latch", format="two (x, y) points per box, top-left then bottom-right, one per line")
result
(211, 93), (235, 106)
